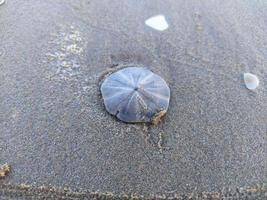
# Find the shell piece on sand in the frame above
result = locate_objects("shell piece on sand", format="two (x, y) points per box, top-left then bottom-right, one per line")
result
(0, 0), (5, 6)
(100, 66), (170, 123)
(244, 73), (259, 90)
(145, 15), (169, 31)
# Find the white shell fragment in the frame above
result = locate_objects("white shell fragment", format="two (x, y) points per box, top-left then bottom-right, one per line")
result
(244, 73), (259, 90)
(145, 15), (169, 31)
(0, 0), (5, 6)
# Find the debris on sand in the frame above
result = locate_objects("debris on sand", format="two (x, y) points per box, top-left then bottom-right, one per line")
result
(0, 0), (5, 6)
(0, 182), (266, 199)
(145, 15), (169, 31)
(152, 110), (167, 125)
(244, 73), (259, 90)
(0, 163), (11, 178)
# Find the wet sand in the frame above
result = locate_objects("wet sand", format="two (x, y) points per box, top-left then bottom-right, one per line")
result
(0, 0), (266, 198)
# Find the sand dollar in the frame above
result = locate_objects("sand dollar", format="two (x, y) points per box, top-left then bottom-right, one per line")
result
(100, 66), (170, 124)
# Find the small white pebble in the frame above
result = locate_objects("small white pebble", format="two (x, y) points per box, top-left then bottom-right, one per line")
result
(244, 73), (259, 90)
(0, 0), (5, 6)
(145, 15), (169, 31)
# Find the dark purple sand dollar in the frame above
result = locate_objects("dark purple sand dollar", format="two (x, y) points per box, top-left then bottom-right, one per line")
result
(100, 66), (170, 123)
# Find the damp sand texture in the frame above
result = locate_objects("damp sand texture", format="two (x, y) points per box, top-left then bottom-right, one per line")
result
(0, 0), (267, 199)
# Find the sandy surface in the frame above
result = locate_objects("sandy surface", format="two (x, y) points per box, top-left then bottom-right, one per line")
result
(0, 0), (266, 198)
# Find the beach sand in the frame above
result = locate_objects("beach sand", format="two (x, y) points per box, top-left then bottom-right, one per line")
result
(0, 0), (266, 199)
